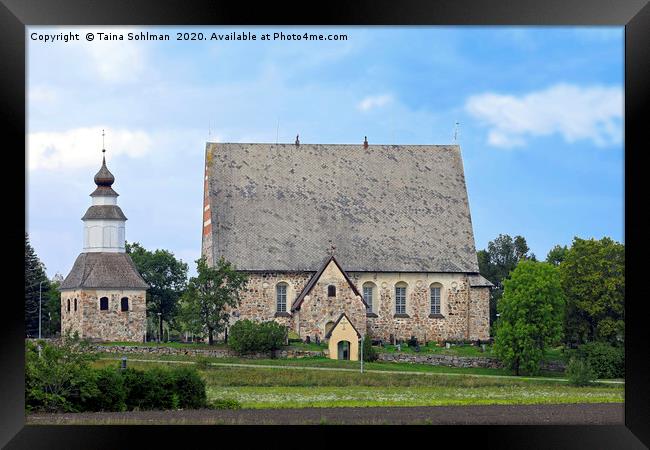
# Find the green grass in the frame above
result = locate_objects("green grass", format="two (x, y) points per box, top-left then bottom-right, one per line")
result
(205, 385), (623, 409)
(381, 343), (565, 362)
(99, 352), (566, 378)
(92, 358), (622, 409)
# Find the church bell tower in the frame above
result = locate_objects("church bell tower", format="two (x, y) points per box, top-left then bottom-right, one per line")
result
(59, 135), (149, 342)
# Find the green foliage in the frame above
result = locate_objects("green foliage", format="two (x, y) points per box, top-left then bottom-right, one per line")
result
(122, 366), (207, 410)
(25, 333), (99, 413)
(477, 234), (535, 330)
(126, 242), (189, 341)
(25, 233), (53, 338)
(362, 335), (378, 362)
(546, 244), (569, 266)
(229, 319), (287, 354)
(559, 237), (624, 346)
(209, 398), (242, 410)
(577, 342), (624, 379)
(85, 367), (127, 411)
(494, 261), (565, 376)
(566, 357), (596, 386)
(182, 256), (249, 345)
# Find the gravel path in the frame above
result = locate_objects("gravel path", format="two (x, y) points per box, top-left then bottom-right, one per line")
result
(26, 403), (624, 425)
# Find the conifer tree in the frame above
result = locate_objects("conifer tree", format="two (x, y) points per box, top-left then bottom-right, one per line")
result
(25, 233), (50, 337)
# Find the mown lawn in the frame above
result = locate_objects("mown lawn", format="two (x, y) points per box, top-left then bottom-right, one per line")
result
(95, 353), (537, 377)
(92, 359), (623, 409)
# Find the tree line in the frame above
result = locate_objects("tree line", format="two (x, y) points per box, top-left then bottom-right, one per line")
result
(478, 234), (624, 377)
(26, 232), (625, 379)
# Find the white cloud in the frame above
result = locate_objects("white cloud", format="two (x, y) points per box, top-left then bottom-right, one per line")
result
(28, 126), (153, 171)
(465, 83), (623, 148)
(357, 94), (393, 112)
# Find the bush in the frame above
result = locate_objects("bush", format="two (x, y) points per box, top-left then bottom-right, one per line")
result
(84, 367), (126, 412)
(566, 357), (596, 386)
(173, 366), (208, 409)
(209, 398), (242, 410)
(25, 334), (99, 413)
(122, 366), (207, 410)
(229, 319), (287, 354)
(578, 342), (624, 379)
(407, 336), (418, 348)
(362, 335), (378, 362)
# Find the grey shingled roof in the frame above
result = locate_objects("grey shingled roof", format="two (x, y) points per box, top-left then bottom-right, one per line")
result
(60, 252), (149, 290)
(468, 274), (494, 287)
(81, 205), (127, 221)
(206, 143), (480, 273)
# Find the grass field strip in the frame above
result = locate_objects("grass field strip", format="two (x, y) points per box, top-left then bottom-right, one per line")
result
(98, 357), (624, 385)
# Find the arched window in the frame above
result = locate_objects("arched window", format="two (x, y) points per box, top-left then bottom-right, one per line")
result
(67, 298), (70, 312)
(276, 283), (287, 312)
(74, 298), (77, 312)
(430, 284), (442, 315)
(121, 297), (129, 312)
(362, 282), (376, 313)
(327, 285), (336, 297)
(395, 282), (407, 314)
(99, 297), (109, 311)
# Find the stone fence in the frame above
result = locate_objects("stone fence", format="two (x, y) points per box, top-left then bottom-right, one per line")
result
(29, 339), (565, 372)
(377, 352), (565, 372)
(88, 344), (324, 360)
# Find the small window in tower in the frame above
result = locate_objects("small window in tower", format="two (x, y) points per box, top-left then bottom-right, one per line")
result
(328, 285), (336, 297)
(67, 299), (70, 312)
(121, 297), (129, 312)
(74, 298), (77, 312)
(100, 297), (109, 311)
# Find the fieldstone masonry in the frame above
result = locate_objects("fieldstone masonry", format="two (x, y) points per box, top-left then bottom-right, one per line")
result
(60, 289), (146, 342)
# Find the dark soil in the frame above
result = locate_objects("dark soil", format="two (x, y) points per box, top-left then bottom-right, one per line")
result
(26, 403), (624, 425)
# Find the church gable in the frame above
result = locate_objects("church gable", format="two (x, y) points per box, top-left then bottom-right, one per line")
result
(291, 255), (366, 312)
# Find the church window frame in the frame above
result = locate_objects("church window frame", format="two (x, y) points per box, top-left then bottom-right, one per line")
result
(121, 297), (129, 312)
(99, 296), (109, 311)
(362, 282), (376, 313)
(74, 298), (77, 312)
(327, 285), (336, 297)
(395, 282), (407, 315)
(67, 298), (70, 313)
(276, 283), (288, 313)
(430, 283), (442, 315)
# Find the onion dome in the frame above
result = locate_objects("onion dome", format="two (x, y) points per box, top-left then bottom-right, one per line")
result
(94, 154), (115, 187)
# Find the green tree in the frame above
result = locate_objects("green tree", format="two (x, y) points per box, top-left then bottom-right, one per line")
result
(559, 237), (624, 346)
(494, 260), (565, 376)
(25, 233), (51, 338)
(45, 275), (63, 337)
(126, 242), (189, 342)
(477, 234), (535, 330)
(182, 256), (248, 345)
(546, 244), (569, 266)
(25, 332), (99, 412)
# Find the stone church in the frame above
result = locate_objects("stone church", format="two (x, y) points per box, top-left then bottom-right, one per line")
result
(202, 140), (492, 358)
(60, 150), (149, 342)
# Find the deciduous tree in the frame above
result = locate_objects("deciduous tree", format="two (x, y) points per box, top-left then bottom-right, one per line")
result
(126, 242), (188, 341)
(494, 260), (565, 375)
(182, 257), (248, 345)
(559, 237), (624, 346)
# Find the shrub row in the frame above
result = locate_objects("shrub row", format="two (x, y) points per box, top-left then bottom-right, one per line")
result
(228, 319), (287, 354)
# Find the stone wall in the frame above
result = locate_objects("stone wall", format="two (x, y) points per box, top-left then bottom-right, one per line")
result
(295, 260), (367, 342)
(222, 270), (490, 344)
(87, 344), (324, 359)
(377, 352), (566, 372)
(60, 289), (146, 342)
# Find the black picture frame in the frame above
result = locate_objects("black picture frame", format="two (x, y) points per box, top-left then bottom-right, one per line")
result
(2, 0), (648, 448)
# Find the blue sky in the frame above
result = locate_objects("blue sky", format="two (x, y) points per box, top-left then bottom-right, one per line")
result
(27, 26), (624, 278)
